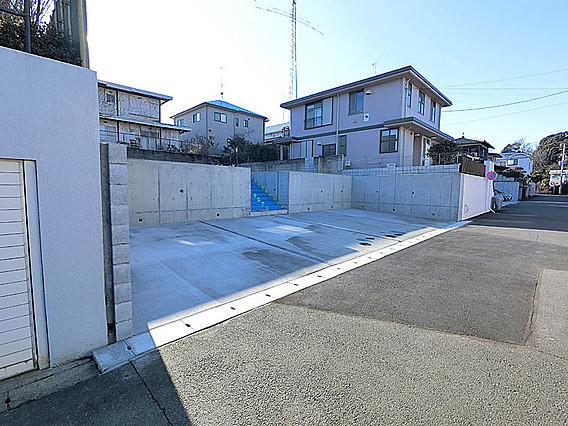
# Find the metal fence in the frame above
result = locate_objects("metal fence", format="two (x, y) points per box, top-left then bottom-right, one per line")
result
(343, 153), (462, 175)
(99, 130), (211, 155)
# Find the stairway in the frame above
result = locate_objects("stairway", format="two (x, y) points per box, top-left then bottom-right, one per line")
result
(251, 179), (286, 212)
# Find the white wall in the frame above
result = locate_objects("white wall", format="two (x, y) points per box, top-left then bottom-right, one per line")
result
(0, 47), (107, 365)
(128, 159), (251, 225)
(458, 174), (491, 220)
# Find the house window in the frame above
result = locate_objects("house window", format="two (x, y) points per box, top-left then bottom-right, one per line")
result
(105, 93), (115, 103)
(348, 90), (364, 114)
(380, 129), (398, 153)
(406, 82), (412, 108)
(214, 112), (227, 123)
(430, 100), (436, 122)
(305, 98), (333, 129)
(418, 91), (425, 115)
(338, 135), (347, 156)
(508, 159), (519, 166)
(300, 140), (313, 158)
(243, 119), (249, 127)
(99, 124), (117, 142)
(235, 117), (239, 127)
(322, 144), (336, 156)
(192, 112), (201, 123)
(176, 118), (184, 126)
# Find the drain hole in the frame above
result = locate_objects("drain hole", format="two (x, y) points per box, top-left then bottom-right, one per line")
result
(365, 237), (375, 240)
(293, 283), (299, 286)
(266, 294), (271, 297)
(317, 275), (323, 278)
(359, 242), (372, 246)
(230, 306), (236, 310)
(385, 234), (397, 238)
(127, 345), (132, 350)
(185, 323), (191, 327)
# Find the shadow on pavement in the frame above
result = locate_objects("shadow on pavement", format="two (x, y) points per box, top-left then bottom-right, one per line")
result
(471, 195), (568, 232)
(0, 358), (193, 425)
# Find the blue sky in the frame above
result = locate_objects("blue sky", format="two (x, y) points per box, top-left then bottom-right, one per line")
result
(87, 0), (568, 151)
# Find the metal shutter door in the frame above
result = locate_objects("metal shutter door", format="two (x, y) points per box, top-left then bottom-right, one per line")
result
(0, 160), (36, 379)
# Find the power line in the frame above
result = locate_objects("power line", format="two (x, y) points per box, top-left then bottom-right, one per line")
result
(445, 89), (568, 112)
(444, 87), (568, 91)
(446, 67), (568, 88)
(444, 100), (568, 125)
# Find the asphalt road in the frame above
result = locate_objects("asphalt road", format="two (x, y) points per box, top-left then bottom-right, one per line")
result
(2, 196), (567, 425)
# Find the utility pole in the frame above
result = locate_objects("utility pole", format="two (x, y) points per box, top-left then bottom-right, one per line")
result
(560, 142), (566, 195)
(23, 0), (31, 53)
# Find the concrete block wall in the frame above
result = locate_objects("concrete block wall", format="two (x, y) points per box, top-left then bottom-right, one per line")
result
(105, 144), (133, 341)
(351, 173), (462, 221)
(128, 159), (251, 226)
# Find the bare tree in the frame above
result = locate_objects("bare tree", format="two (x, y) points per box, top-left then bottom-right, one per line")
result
(0, 0), (54, 25)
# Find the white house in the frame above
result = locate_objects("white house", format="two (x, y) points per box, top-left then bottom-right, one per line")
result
(495, 148), (533, 175)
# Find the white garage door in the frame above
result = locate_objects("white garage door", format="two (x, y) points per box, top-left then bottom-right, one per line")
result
(0, 160), (36, 380)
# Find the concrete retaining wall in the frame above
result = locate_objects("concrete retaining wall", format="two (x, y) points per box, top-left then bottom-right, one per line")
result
(252, 171), (352, 213)
(242, 154), (344, 174)
(351, 173), (462, 221)
(128, 159), (250, 226)
(494, 180), (520, 201)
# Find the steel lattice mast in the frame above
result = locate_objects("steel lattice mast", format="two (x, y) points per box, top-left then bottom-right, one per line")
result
(289, 0), (297, 100)
(254, 1), (322, 101)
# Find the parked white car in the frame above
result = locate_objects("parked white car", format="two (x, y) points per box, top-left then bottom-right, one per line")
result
(491, 190), (504, 211)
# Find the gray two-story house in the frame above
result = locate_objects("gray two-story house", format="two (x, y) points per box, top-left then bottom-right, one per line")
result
(171, 100), (268, 154)
(98, 81), (188, 151)
(280, 66), (453, 169)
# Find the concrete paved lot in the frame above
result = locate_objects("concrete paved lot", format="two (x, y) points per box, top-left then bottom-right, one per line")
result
(3, 196), (567, 425)
(130, 209), (449, 333)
